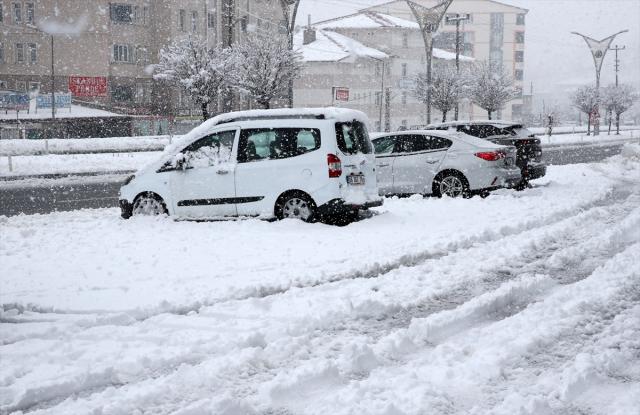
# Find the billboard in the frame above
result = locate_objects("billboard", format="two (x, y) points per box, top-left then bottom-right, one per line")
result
(69, 76), (108, 97)
(37, 93), (72, 109)
(0, 91), (30, 111)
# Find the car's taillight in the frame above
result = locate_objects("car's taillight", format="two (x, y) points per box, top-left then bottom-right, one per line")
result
(475, 151), (506, 161)
(327, 153), (342, 178)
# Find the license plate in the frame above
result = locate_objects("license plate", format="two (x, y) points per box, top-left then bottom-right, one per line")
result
(347, 174), (365, 185)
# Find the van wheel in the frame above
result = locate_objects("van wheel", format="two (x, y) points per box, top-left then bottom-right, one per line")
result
(132, 192), (167, 216)
(275, 191), (316, 222)
(432, 171), (470, 198)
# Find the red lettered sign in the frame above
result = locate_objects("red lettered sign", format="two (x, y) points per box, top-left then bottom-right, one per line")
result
(69, 76), (108, 97)
(334, 87), (349, 102)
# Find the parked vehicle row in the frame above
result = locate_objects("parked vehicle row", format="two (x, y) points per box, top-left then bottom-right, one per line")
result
(119, 109), (546, 223)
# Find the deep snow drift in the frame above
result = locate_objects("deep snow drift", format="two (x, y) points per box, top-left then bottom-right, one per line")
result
(1, 145), (639, 414)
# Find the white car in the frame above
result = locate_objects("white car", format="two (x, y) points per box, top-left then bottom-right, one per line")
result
(119, 108), (383, 222)
(371, 130), (521, 197)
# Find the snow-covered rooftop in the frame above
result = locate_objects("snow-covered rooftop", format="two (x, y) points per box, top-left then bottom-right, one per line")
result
(316, 11), (419, 30)
(295, 29), (389, 62)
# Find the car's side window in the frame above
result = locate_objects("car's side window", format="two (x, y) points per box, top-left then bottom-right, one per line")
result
(237, 128), (321, 163)
(182, 130), (235, 169)
(373, 136), (395, 154)
(410, 135), (431, 152)
(429, 136), (453, 150)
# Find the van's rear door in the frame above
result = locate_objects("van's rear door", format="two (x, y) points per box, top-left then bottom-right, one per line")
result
(335, 121), (380, 205)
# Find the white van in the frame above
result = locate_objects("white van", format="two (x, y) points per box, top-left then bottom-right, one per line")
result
(119, 108), (383, 222)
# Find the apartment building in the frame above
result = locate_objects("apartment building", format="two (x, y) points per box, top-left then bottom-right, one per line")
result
(294, 11), (473, 132)
(366, 0), (528, 121)
(0, 0), (284, 115)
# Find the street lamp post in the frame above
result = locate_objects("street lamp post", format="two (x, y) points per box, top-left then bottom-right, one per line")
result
(279, 0), (301, 108)
(445, 13), (469, 120)
(571, 30), (628, 135)
(406, 0), (453, 125)
(50, 35), (55, 120)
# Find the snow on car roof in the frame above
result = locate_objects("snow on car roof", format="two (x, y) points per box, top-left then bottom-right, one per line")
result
(428, 120), (522, 127)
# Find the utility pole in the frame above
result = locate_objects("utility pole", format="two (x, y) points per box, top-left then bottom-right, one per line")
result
(608, 44), (625, 86)
(279, 0), (301, 108)
(445, 13), (469, 120)
(50, 35), (56, 120)
(379, 60), (385, 131)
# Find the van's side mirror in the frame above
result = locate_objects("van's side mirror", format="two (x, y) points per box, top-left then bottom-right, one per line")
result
(174, 153), (188, 170)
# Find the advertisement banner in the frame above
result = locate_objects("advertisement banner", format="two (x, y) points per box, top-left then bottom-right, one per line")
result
(37, 93), (72, 109)
(69, 76), (108, 97)
(0, 91), (30, 111)
(334, 87), (349, 102)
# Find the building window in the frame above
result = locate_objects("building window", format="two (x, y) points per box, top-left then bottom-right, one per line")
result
(0, 80), (6, 89)
(208, 12), (216, 29)
(179, 9), (186, 31)
(515, 50), (524, 62)
(0, 4), (3, 23)
(16, 81), (27, 91)
(240, 15), (248, 32)
(445, 13), (472, 25)
(401, 120), (408, 130)
(15, 43), (24, 63)
(28, 43), (36, 63)
(110, 3), (133, 24)
(402, 32), (408, 48)
(29, 82), (39, 92)
(111, 84), (134, 102)
(375, 91), (382, 106)
(401, 63), (408, 78)
(0, 44), (4, 63)
(402, 92), (407, 105)
(25, 2), (34, 24)
(515, 69), (523, 81)
(516, 14), (525, 25)
(135, 46), (148, 65)
(113, 44), (134, 63)
(191, 11), (198, 32)
(13, 2), (22, 24)
(515, 31), (525, 44)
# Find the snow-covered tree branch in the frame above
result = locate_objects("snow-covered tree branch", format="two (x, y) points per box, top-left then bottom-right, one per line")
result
(468, 62), (518, 120)
(413, 63), (467, 123)
(602, 84), (638, 135)
(154, 36), (232, 121)
(229, 34), (303, 109)
(570, 85), (599, 136)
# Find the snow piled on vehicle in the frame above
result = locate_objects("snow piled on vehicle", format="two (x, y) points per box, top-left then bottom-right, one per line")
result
(1, 146), (639, 414)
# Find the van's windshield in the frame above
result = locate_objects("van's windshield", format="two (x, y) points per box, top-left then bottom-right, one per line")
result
(335, 121), (373, 155)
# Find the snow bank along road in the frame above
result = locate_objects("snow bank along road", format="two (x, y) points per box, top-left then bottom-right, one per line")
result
(1, 138), (636, 217)
(1, 145), (640, 414)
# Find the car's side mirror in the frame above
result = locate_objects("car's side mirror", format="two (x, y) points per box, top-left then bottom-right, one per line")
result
(174, 153), (189, 170)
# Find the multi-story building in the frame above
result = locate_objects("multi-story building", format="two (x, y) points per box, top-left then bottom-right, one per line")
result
(0, 0), (284, 115)
(294, 11), (473, 131)
(366, 0), (528, 121)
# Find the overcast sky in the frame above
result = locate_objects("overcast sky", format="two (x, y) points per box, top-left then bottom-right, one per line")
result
(296, 0), (640, 101)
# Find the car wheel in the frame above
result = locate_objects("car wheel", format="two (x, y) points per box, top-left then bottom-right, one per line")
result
(132, 193), (167, 216)
(433, 172), (470, 198)
(275, 192), (316, 222)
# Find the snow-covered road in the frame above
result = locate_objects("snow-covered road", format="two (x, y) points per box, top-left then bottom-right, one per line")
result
(1, 145), (639, 414)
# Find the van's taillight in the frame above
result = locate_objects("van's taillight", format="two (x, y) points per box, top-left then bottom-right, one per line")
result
(327, 153), (342, 178)
(475, 151), (505, 161)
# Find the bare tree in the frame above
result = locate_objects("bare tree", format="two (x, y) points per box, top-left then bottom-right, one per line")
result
(603, 84), (638, 135)
(229, 34), (302, 109)
(413, 63), (467, 122)
(570, 85), (599, 136)
(154, 36), (231, 121)
(468, 62), (518, 120)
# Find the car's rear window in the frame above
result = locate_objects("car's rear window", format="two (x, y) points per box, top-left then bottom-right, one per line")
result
(335, 121), (373, 155)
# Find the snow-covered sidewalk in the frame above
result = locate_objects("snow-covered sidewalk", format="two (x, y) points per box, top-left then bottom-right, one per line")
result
(1, 145), (639, 414)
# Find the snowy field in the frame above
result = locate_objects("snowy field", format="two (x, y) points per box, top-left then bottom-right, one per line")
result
(1, 145), (639, 414)
(1, 130), (638, 178)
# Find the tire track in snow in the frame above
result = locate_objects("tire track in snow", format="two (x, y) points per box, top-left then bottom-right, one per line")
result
(15, 187), (639, 415)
